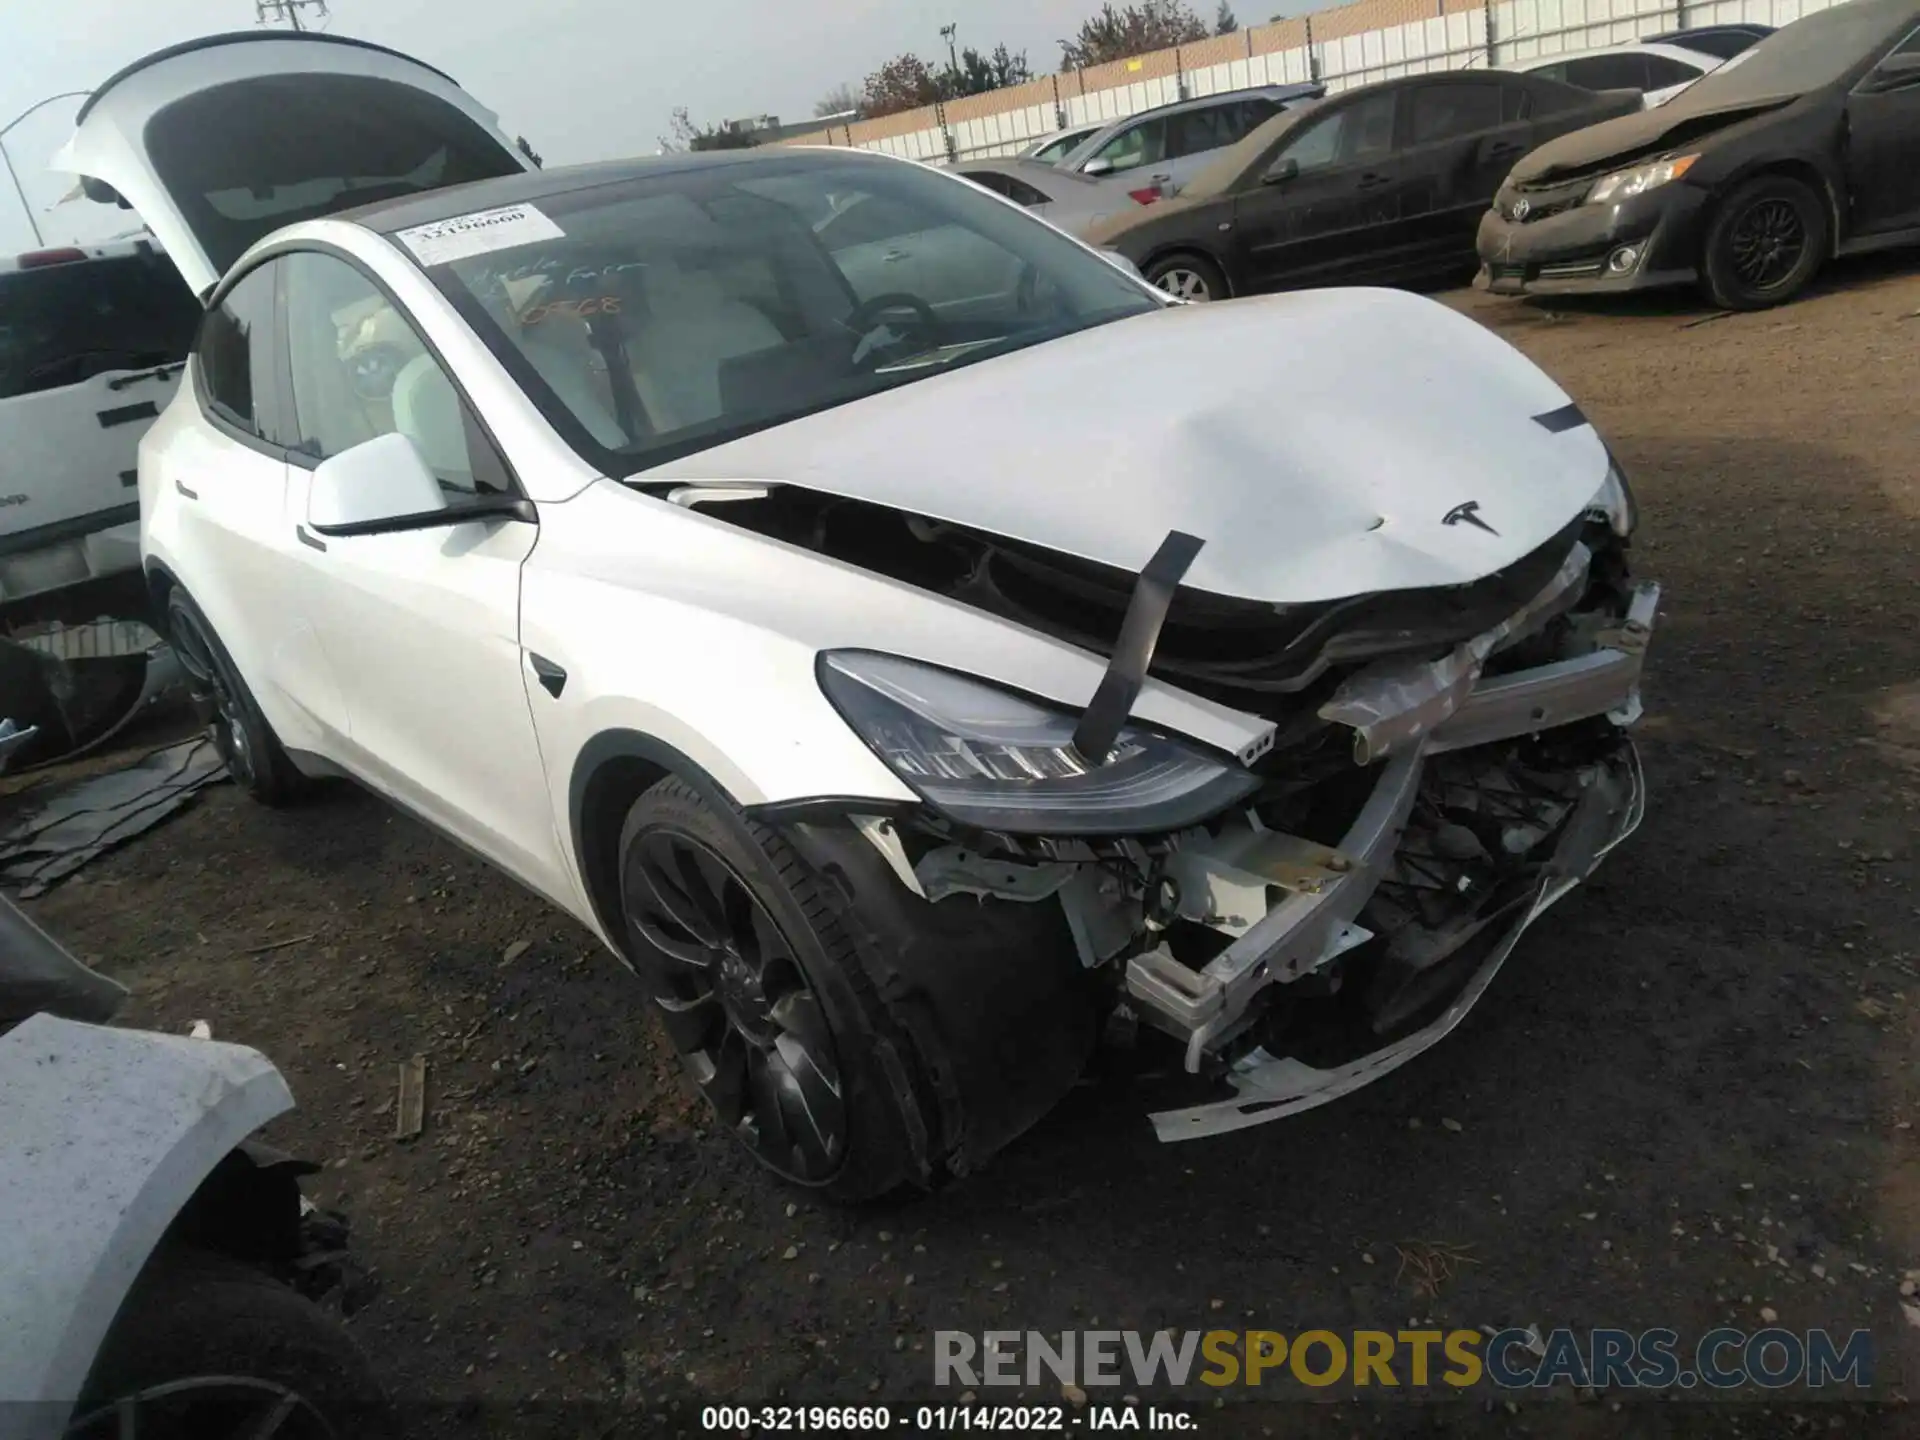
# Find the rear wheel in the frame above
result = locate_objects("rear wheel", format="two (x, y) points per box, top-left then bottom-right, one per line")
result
(1701, 173), (1829, 311)
(617, 778), (929, 1201)
(70, 1247), (393, 1440)
(1146, 251), (1228, 303)
(165, 590), (304, 806)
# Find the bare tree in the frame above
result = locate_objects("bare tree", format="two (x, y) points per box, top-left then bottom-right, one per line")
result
(1061, 0), (1210, 70)
(813, 83), (862, 118)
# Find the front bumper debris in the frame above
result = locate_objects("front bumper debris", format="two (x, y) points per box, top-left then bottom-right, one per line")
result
(1121, 564), (1658, 1136)
(1147, 740), (1642, 1139)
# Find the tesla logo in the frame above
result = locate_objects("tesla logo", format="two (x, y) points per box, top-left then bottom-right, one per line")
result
(1510, 197), (1531, 221)
(1443, 500), (1498, 535)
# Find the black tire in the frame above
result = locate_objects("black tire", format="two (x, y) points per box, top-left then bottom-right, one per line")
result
(1145, 250), (1229, 303)
(165, 589), (305, 806)
(618, 777), (931, 1201)
(1701, 173), (1829, 311)
(71, 1247), (394, 1440)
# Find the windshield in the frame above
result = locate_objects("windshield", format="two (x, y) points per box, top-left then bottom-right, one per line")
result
(422, 154), (1158, 471)
(1676, 0), (1912, 103)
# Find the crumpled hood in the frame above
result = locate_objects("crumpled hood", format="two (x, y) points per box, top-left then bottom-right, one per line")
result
(1511, 93), (1799, 184)
(641, 288), (1612, 605)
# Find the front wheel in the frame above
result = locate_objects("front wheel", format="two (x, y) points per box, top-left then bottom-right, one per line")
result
(1701, 173), (1829, 311)
(617, 777), (932, 1201)
(1145, 251), (1228, 303)
(70, 1248), (394, 1440)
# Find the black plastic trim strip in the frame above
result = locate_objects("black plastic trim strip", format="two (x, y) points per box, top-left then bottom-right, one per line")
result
(528, 652), (567, 698)
(97, 400), (158, 428)
(745, 796), (916, 825)
(119, 469), (138, 489)
(0, 503), (140, 560)
(295, 525), (327, 553)
(1533, 401), (1590, 433)
(1070, 529), (1205, 765)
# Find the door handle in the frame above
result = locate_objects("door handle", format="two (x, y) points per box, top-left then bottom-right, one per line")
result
(527, 652), (567, 699)
(1356, 172), (1392, 190)
(174, 480), (198, 500)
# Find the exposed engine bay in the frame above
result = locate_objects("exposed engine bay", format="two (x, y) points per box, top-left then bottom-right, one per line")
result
(710, 480), (1659, 1140)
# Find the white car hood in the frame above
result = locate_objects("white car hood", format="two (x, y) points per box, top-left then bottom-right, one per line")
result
(642, 288), (1611, 605)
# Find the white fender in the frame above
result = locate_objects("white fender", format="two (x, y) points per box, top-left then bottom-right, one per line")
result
(0, 1015), (293, 1437)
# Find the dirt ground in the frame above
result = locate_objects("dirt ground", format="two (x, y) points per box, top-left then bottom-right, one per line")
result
(16, 257), (1920, 1438)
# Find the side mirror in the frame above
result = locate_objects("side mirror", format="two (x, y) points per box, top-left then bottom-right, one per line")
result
(1261, 156), (1300, 186)
(1081, 157), (1116, 178)
(1864, 52), (1920, 92)
(307, 432), (531, 538)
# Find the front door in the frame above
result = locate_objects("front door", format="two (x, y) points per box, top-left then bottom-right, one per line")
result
(1231, 90), (1407, 289)
(1847, 25), (1920, 238)
(275, 249), (570, 902)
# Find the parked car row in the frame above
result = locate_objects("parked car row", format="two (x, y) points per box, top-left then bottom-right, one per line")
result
(1076, 0), (1920, 312)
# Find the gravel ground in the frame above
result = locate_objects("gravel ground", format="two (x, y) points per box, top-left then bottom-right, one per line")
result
(16, 256), (1920, 1439)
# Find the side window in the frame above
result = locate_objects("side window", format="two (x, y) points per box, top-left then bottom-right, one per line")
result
(196, 263), (282, 439)
(1093, 118), (1168, 173)
(960, 171), (1015, 198)
(1529, 61), (1569, 84)
(1563, 54), (1652, 91)
(1642, 55), (1705, 88)
(1166, 105), (1237, 159)
(281, 251), (485, 494)
(1891, 22), (1920, 55)
(1239, 98), (1281, 134)
(1408, 83), (1506, 144)
(1501, 85), (1533, 122)
(998, 175), (1054, 207)
(1276, 92), (1397, 173)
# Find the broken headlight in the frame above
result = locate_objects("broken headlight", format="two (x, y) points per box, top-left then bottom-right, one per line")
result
(1585, 153), (1698, 206)
(818, 651), (1259, 834)
(1587, 460), (1638, 537)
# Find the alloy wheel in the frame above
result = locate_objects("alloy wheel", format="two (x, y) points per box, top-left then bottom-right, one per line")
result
(65, 1376), (334, 1440)
(168, 610), (255, 788)
(624, 829), (847, 1182)
(1726, 197), (1805, 293)
(1154, 267), (1212, 302)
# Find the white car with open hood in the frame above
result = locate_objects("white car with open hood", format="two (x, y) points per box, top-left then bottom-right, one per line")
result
(60, 33), (1661, 1198)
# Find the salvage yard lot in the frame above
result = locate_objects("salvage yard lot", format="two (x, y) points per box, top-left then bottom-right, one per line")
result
(20, 258), (1920, 1436)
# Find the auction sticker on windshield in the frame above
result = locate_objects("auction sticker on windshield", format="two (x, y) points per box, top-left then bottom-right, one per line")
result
(395, 204), (566, 267)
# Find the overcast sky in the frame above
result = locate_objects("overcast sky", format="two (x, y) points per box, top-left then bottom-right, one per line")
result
(0, 0), (1154, 254)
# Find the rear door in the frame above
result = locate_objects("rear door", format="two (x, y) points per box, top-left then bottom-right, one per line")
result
(1395, 80), (1533, 272)
(1229, 89), (1407, 289)
(145, 258), (344, 755)
(53, 35), (532, 298)
(1846, 23), (1920, 237)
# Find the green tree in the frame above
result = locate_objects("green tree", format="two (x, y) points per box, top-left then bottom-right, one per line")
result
(1215, 2), (1240, 34)
(863, 53), (943, 117)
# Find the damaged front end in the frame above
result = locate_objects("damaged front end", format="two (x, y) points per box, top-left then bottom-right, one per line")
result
(786, 481), (1658, 1144)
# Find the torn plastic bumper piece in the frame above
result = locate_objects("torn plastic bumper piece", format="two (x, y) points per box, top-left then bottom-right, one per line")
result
(1146, 742), (1644, 1140)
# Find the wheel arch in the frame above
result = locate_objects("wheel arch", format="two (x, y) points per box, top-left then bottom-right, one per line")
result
(1707, 156), (1843, 253)
(1139, 242), (1234, 298)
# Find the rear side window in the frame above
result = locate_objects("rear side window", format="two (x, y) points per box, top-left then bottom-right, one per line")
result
(196, 263), (280, 437)
(143, 73), (522, 283)
(0, 252), (199, 401)
(1561, 54), (1652, 91)
(1408, 83), (1506, 143)
(1643, 54), (1706, 87)
(1092, 117), (1168, 172)
(1167, 106), (1240, 159)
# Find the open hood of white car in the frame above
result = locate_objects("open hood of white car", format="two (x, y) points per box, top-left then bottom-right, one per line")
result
(640, 287), (1612, 605)
(53, 33), (532, 299)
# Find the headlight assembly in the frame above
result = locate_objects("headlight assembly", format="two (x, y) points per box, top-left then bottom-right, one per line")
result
(1586, 154), (1698, 206)
(817, 651), (1260, 835)
(1587, 460), (1639, 538)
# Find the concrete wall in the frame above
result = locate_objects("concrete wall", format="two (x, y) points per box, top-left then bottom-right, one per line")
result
(773, 0), (1840, 162)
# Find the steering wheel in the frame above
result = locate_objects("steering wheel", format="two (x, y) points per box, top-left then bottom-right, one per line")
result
(845, 291), (942, 366)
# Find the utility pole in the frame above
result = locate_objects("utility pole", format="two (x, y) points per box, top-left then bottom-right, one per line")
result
(256, 0), (329, 30)
(940, 23), (959, 78)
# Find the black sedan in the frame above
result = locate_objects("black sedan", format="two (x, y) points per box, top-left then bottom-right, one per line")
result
(1084, 70), (1639, 300)
(1478, 0), (1920, 309)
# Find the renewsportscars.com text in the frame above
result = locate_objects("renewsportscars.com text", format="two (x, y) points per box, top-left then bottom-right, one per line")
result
(935, 1327), (1874, 1391)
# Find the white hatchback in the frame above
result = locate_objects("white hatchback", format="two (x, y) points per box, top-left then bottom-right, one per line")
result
(60, 32), (1660, 1198)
